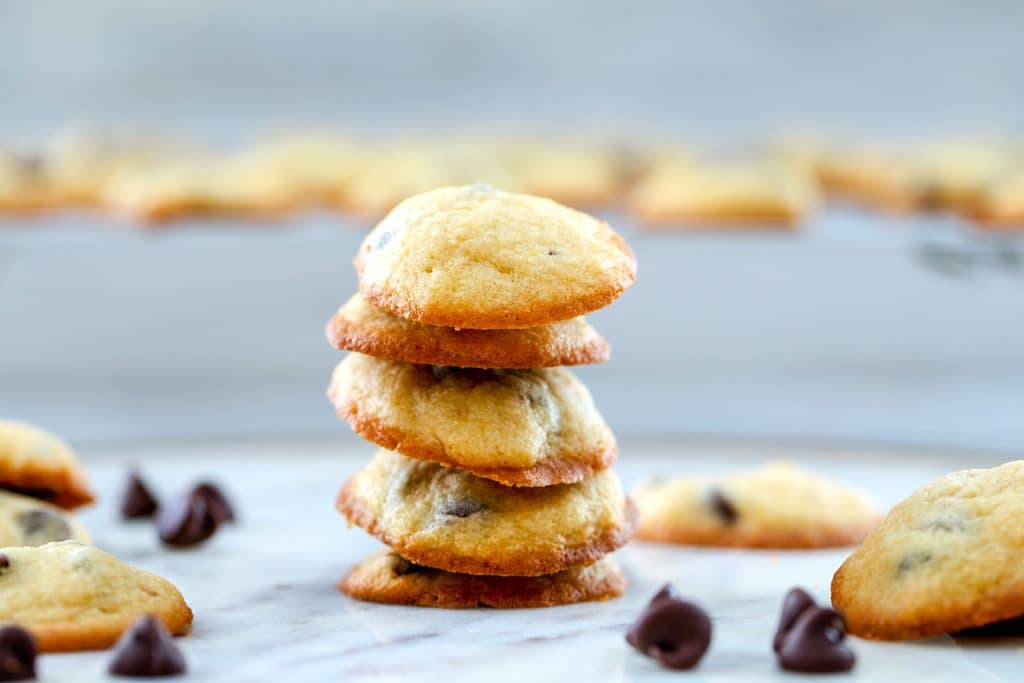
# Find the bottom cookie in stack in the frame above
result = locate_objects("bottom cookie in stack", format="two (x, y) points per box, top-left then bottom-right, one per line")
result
(337, 449), (636, 607)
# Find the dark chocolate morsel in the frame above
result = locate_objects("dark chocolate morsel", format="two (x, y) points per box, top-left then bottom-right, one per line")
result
(441, 498), (485, 518)
(626, 598), (712, 670)
(18, 509), (72, 544)
(391, 555), (428, 576)
(547, 249), (559, 256)
(108, 615), (186, 678)
(777, 606), (855, 673)
(626, 584), (683, 647)
(0, 555), (8, 571)
(192, 483), (235, 524)
(0, 625), (36, 681)
(157, 491), (217, 547)
(707, 488), (738, 525)
(773, 587), (817, 653)
(120, 472), (159, 520)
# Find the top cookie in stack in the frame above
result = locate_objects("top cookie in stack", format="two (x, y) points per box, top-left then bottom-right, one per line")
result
(327, 184), (637, 609)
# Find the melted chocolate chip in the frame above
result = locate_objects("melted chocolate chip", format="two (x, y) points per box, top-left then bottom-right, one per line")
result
(777, 606), (855, 673)
(0, 626), (36, 681)
(108, 615), (186, 678)
(192, 483), (235, 525)
(773, 587), (816, 653)
(157, 491), (217, 547)
(707, 488), (738, 525)
(120, 473), (159, 520)
(392, 555), (428, 576)
(897, 551), (933, 576)
(18, 510), (72, 545)
(441, 499), (485, 518)
(626, 597), (712, 670)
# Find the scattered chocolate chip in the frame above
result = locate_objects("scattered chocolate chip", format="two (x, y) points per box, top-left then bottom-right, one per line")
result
(777, 606), (855, 673)
(108, 615), (186, 678)
(707, 488), (738, 525)
(157, 491), (217, 547)
(440, 498), (485, 518)
(17, 510), (72, 545)
(0, 626), (35, 681)
(192, 483), (234, 525)
(391, 555), (428, 576)
(120, 472), (159, 520)
(626, 586), (712, 670)
(896, 551), (933, 576)
(773, 587), (816, 653)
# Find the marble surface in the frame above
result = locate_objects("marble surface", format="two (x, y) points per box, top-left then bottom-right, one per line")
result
(38, 437), (1022, 682)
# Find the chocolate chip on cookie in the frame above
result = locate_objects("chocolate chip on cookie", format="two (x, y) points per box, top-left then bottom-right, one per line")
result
(157, 491), (217, 547)
(706, 488), (738, 525)
(626, 585), (712, 670)
(777, 606), (855, 673)
(0, 625), (36, 681)
(18, 510), (72, 545)
(108, 615), (186, 678)
(0, 555), (9, 571)
(120, 472), (159, 520)
(440, 498), (485, 518)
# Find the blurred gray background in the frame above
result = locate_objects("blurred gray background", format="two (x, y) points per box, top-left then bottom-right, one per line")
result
(1, 1), (1023, 453)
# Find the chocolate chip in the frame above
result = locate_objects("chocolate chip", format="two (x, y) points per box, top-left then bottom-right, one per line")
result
(897, 551), (933, 576)
(707, 488), (738, 525)
(773, 587), (816, 653)
(777, 606), (855, 673)
(391, 555), (428, 576)
(120, 472), (159, 520)
(108, 614), (186, 677)
(440, 498), (485, 518)
(157, 491), (217, 547)
(17, 509), (72, 545)
(626, 588), (712, 670)
(626, 584), (683, 648)
(0, 555), (9, 571)
(192, 483), (234, 525)
(547, 249), (559, 256)
(0, 625), (36, 681)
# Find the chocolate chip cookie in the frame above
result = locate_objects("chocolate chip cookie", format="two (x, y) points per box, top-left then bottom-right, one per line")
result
(0, 421), (94, 509)
(0, 490), (89, 546)
(337, 449), (636, 576)
(326, 294), (610, 369)
(328, 354), (616, 487)
(0, 541), (192, 652)
(354, 184), (636, 329)
(634, 462), (880, 549)
(340, 550), (625, 608)
(832, 460), (1024, 640)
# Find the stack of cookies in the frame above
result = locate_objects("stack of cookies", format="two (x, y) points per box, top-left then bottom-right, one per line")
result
(325, 184), (638, 608)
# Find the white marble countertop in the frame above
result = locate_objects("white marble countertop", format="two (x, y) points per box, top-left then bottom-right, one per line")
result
(39, 437), (1021, 682)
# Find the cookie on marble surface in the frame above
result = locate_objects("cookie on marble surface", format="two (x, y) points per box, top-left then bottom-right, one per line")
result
(0, 421), (94, 509)
(832, 460), (1024, 640)
(627, 159), (817, 227)
(336, 449), (636, 576)
(633, 461), (880, 549)
(0, 541), (192, 652)
(0, 490), (90, 546)
(354, 184), (636, 329)
(326, 293), (610, 369)
(328, 353), (616, 487)
(340, 550), (626, 608)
